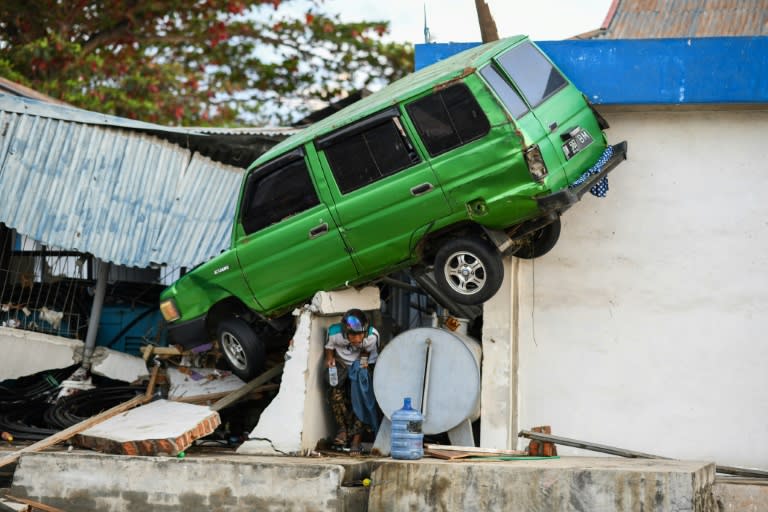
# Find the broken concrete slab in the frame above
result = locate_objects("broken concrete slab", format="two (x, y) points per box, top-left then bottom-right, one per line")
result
(237, 309), (334, 455)
(77, 399), (220, 456)
(85, 347), (148, 384)
(310, 286), (380, 316)
(0, 327), (81, 381)
(367, 457), (717, 512)
(0, 326), (148, 384)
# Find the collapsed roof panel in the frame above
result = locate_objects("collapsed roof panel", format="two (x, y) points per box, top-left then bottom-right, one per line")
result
(0, 94), (287, 269)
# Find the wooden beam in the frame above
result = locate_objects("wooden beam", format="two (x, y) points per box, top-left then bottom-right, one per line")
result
(210, 363), (284, 412)
(144, 363), (160, 400)
(0, 394), (149, 469)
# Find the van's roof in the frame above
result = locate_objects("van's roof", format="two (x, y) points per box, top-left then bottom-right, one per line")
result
(249, 35), (528, 169)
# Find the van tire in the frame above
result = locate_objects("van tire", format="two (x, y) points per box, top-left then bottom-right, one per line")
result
(434, 237), (504, 305)
(513, 218), (561, 259)
(217, 318), (265, 381)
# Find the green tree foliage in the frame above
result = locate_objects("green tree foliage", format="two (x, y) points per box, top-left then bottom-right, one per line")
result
(0, 0), (413, 125)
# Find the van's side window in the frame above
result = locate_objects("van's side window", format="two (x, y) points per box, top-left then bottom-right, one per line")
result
(496, 41), (567, 108)
(480, 65), (530, 119)
(406, 83), (490, 157)
(241, 156), (320, 234)
(323, 118), (417, 194)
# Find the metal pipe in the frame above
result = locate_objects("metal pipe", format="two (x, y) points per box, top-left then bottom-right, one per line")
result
(420, 338), (432, 419)
(81, 260), (110, 370)
(519, 429), (768, 479)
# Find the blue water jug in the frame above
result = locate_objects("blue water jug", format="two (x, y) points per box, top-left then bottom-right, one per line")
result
(390, 397), (424, 460)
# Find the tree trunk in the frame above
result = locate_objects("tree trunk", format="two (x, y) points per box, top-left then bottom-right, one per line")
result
(475, 0), (500, 43)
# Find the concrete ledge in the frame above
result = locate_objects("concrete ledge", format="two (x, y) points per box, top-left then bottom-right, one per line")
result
(11, 451), (374, 512)
(367, 457), (717, 512)
(10, 452), (722, 512)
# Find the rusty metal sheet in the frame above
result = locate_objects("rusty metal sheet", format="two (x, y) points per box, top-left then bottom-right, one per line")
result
(598, 0), (768, 39)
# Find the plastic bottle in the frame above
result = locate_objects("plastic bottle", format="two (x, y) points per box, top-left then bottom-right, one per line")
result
(328, 366), (338, 386)
(390, 397), (424, 460)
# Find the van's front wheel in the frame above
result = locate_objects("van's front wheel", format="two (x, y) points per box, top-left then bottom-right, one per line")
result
(434, 237), (504, 305)
(217, 318), (265, 381)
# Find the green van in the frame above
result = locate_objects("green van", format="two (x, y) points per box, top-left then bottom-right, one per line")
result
(160, 36), (627, 379)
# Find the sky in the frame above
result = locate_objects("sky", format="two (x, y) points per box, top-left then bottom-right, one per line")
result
(322, 0), (615, 44)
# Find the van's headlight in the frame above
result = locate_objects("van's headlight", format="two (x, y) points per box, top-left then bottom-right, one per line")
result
(525, 145), (548, 182)
(160, 299), (180, 322)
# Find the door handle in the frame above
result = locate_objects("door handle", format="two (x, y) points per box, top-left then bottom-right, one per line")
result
(309, 223), (328, 239)
(410, 183), (434, 196)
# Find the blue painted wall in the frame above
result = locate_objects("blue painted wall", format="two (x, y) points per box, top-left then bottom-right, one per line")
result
(415, 37), (768, 105)
(97, 305), (166, 356)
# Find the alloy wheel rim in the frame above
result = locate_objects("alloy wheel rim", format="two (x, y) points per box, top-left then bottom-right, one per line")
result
(443, 251), (486, 295)
(221, 331), (247, 370)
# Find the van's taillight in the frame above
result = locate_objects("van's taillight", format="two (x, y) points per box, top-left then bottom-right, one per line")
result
(525, 145), (548, 182)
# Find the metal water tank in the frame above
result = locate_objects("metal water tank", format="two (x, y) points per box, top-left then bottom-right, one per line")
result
(373, 327), (481, 435)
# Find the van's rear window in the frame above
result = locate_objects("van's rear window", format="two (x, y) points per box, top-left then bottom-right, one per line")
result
(480, 65), (529, 119)
(496, 41), (567, 108)
(406, 83), (490, 157)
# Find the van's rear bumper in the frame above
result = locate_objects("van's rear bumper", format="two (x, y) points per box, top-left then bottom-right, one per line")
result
(536, 141), (628, 214)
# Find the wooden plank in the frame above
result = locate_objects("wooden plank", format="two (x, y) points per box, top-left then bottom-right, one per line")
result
(425, 448), (470, 460)
(210, 363), (284, 412)
(0, 394), (148, 469)
(4, 493), (67, 512)
(518, 429), (768, 479)
(144, 363), (160, 400)
(172, 384), (279, 405)
(424, 444), (527, 456)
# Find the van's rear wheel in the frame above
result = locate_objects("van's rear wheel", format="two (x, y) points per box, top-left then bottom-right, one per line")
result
(217, 318), (265, 381)
(512, 218), (561, 259)
(434, 237), (504, 305)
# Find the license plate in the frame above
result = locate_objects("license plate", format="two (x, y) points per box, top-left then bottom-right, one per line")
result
(562, 128), (594, 160)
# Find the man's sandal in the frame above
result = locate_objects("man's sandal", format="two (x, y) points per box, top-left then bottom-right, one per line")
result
(333, 429), (348, 446)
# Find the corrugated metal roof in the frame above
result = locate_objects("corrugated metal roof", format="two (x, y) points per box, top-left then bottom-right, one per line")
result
(0, 95), (247, 269)
(596, 0), (768, 39)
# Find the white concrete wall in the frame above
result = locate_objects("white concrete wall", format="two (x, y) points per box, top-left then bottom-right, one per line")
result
(514, 109), (768, 469)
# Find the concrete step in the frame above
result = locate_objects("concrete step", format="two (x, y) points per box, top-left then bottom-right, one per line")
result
(10, 452), (719, 512)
